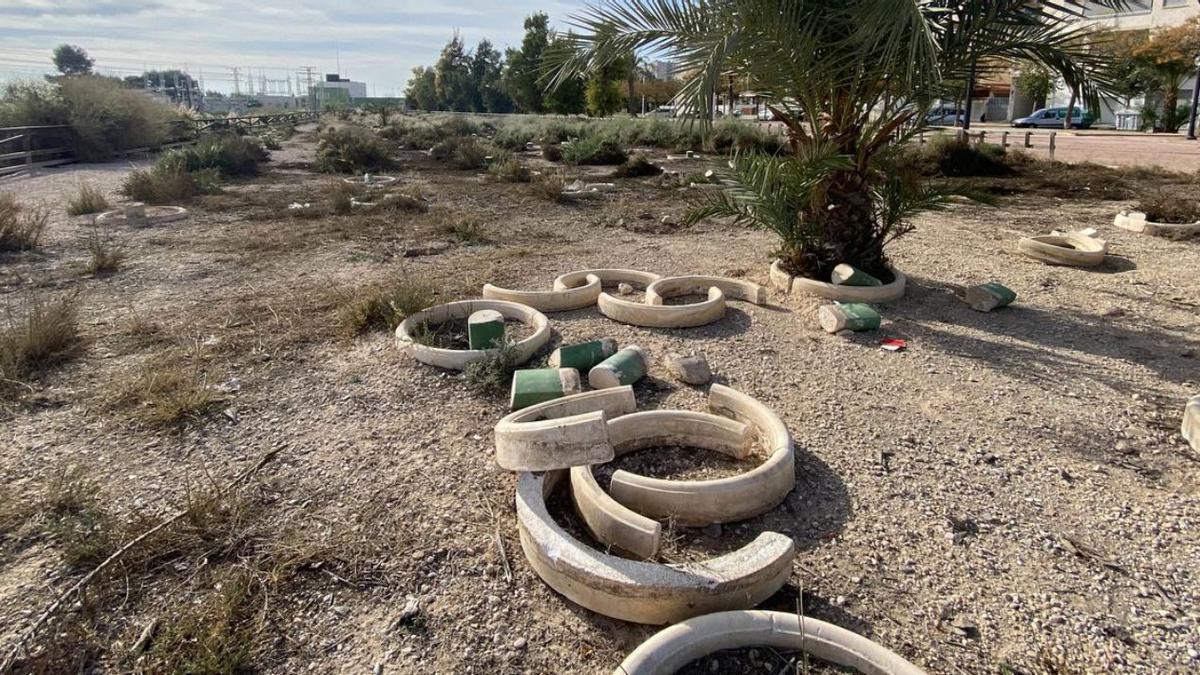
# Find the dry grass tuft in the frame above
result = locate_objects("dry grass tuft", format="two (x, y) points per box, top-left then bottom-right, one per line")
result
(530, 172), (568, 203)
(336, 277), (435, 336)
(83, 225), (124, 276)
(428, 208), (486, 243)
(65, 183), (110, 216)
(464, 340), (521, 396)
(0, 293), (83, 398)
(114, 358), (224, 428)
(0, 193), (49, 252)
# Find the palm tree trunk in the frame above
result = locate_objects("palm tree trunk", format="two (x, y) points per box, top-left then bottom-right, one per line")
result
(1064, 87), (1077, 130)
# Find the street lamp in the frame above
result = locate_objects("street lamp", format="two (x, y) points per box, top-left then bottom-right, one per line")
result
(1187, 54), (1200, 140)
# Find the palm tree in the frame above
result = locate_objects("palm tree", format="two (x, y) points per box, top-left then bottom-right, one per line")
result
(548, 0), (1125, 280)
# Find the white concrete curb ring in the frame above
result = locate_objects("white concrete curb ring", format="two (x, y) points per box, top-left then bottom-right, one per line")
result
(394, 299), (549, 371)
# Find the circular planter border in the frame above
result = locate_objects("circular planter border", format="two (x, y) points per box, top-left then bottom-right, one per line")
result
(1017, 233), (1106, 267)
(494, 386), (636, 472)
(615, 610), (926, 675)
(646, 275), (767, 306)
(553, 269), (662, 294)
(394, 299), (549, 371)
(516, 469), (795, 625)
(342, 174), (398, 188)
(95, 205), (188, 227)
(598, 287), (725, 328)
(769, 261), (906, 302)
(1115, 211), (1200, 240)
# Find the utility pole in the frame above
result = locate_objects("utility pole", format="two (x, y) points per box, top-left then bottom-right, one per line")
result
(299, 66), (316, 110)
(232, 67), (241, 96)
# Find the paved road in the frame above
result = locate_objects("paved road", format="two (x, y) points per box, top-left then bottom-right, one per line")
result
(937, 125), (1200, 171)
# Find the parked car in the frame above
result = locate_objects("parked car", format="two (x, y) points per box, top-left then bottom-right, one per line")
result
(1012, 106), (1095, 129)
(925, 107), (965, 126)
(647, 105), (677, 118)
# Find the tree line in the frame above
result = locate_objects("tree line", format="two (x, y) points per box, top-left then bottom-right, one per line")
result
(404, 12), (677, 116)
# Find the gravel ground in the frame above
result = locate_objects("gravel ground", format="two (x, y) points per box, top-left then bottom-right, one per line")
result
(0, 124), (1197, 674)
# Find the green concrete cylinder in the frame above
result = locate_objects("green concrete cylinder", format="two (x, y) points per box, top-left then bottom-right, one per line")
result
(510, 368), (582, 411)
(468, 309), (505, 350)
(831, 264), (882, 287)
(965, 282), (1017, 312)
(589, 345), (648, 389)
(549, 338), (618, 371)
(818, 303), (881, 334)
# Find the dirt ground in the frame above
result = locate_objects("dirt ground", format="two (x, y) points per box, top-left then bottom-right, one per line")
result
(1, 122), (1198, 674)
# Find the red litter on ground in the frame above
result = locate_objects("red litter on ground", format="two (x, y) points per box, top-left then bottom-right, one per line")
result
(880, 338), (907, 352)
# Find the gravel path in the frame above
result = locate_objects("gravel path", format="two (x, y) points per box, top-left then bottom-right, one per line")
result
(0, 127), (1197, 674)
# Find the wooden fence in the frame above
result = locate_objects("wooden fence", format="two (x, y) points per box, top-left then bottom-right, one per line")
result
(0, 111), (321, 177)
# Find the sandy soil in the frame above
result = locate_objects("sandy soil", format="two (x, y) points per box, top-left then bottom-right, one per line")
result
(0, 123), (1198, 674)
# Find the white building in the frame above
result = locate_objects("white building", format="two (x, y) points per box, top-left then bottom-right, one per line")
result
(651, 60), (675, 81)
(1012, 1), (1200, 126)
(313, 73), (367, 101)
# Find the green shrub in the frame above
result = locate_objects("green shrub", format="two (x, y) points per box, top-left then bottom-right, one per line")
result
(380, 118), (442, 149)
(314, 125), (394, 173)
(464, 340), (521, 397)
(611, 154), (663, 178)
(709, 120), (783, 154)
(121, 161), (219, 204)
(436, 117), (487, 139)
(65, 183), (109, 216)
(903, 136), (1013, 178)
(172, 134), (268, 176)
(563, 136), (628, 165)
(530, 172), (567, 202)
(0, 194), (49, 251)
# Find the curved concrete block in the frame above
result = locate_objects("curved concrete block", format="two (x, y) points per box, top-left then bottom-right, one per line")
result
(394, 299), (550, 371)
(494, 387), (636, 472)
(1116, 210), (1200, 240)
(614, 610), (925, 675)
(96, 205), (188, 227)
(770, 261), (906, 302)
(517, 470), (795, 624)
(568, 411), (750, 559)
(1184, 395), (1200, 453)
(646, 275), (768, 306)
(553, 269), (662, 293)
(1018, 233), (1107, 267)
(598, 287), (725, 328)
(483, 273), (602, 312)
(608, 386), (794, 526)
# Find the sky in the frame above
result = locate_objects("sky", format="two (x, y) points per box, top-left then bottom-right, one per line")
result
(0, 0), (588, 96)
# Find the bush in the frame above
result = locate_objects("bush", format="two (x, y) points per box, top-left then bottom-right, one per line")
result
(431, 136), (487, 170)
(121, 164), (216, 204)
(336, 278), (434, 336)
(530, 172), (567, 202)
(0, 77), (182, 161)
(1, 293), (82, 397)
(464, 341), (520, 396)
(84, 225), (123, 275)
(173, 135), (268, 176)
(611, 154), (663, 178)
(903, 136), (1013, 178)
(709, 120), (783, 154)
(436, 117), (486, 139)
(380, 119), (442, 149)
(541, 144), (563, 162)
(1135, 191), (1200, 224)
(492, 126), (536, 151)
(65, 183), (109, 216)
(563, 136), (628, 165)
(314, 126), (394, 173)
(489, 152), (532, 183)
(0, 194), (49, 251)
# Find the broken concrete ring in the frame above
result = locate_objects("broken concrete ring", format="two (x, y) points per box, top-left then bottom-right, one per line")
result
(1183, 395), (1199, 453)
(614, 610), (926, 675)
(342, 174), (398, 188)
(482, 273), (602, 312)
(599, 287), (726, 328)
(609, 385), (795, 526)
(395, 299), (549, 371)
(770, 261), (906, 302)
(95, 205), (188, 227)
(1115, 210), (1200, 239)
(517, 469), (795, 624)
(646, 275), (768, 306)
(1018, 233), (1106, 267)
(494, 387), (636, 472)
(569, 411), (751, 559)
(553, 269), (662, 293)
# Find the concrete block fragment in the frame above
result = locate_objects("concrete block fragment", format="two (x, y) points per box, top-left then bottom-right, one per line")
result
(467, 309), (505, 350)
(494, 387), (635, 472)
(964, 283), (1017, 312)
(1184, 396), (1200, 453)
(664, 352), (711, 385)
(818, 303), (881, 333)
(589, 346), (648, 389)
(831, 263), (882, 287)
(510, 368), (582, 411)
(549, 338), (618, 371)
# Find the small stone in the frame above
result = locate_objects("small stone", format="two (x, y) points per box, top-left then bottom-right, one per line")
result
(1102, 306), (1125, 318)
(664, 352), (712, 385)
(617, 283), (634, 296)
(513, 638), (527, 650)
(702, 522), (722, 538)
(392, 596), (420, 628)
